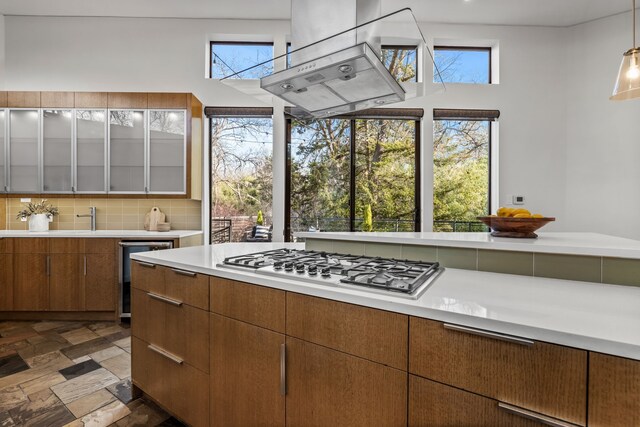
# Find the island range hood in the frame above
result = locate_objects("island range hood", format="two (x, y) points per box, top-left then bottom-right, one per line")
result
(261, 0), (406, 118)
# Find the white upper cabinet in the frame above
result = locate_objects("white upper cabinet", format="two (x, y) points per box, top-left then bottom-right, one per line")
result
(9, 109), (40, 193)
(42, 109), (73, 193)
(109, 110), (146, 193)
(76, 110), (107, 193)
(148, 110), (186, 194)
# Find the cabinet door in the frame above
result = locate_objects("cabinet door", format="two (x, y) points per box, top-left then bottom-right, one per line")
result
(0, 254), (13, 310)
(83, 253), (117, 311)
(148, 110), (185, 194)
(9, 109), (40, 193)
(0, 110), (6, 192)
(286, 336), (407, 427)
(589, 353), (640, 427)
(13, 254), (48, 310)
(49, 253), (83, 310)
(109, 110), (145, 192)
(76, 110), (107, 193)
(210, 314), (285, 427)
(42, 109), (73, 193)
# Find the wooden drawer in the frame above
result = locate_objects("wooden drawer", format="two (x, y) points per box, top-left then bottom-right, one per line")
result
(164, 266), (209, 311)
(9, 238), (49, 253)
(286, 293), (408, 369)
(132, 337), (209, 426)
(409, 375), (554, 427)
(0, 239), (6, 254)
(131, 260), (164, 293)
(131, 288), (209, 373)
(84, 238), (117, 254)
(409, 318), (587, 426)
(589, 353), (640, 427)
(210, 277), (285, 333)
(49, 238), (82, 254)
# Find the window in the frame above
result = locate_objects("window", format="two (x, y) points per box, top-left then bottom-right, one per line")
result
(210, 42), (273, 79)
(287, 111), (421, 241)
(209, 108), (273, 243)
(381, 45), (418, 82)
(433, 109), (499, 232)
(433, 46), (491, 84)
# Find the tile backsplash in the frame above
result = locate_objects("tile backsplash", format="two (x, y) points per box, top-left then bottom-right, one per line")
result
(4, 198), (202, 231)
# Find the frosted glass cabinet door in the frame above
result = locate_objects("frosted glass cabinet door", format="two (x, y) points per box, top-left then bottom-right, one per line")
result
(9, 110), (40, 193)
(43, 110), (73, 192)
(0, 111), (5, 192)
(109, 110), (145, 192)
(148, 110), (186, 193)
(76, 110), (106, 192)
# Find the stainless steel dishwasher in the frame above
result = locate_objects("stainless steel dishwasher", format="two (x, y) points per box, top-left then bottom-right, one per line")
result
(118, 240), (173, 319)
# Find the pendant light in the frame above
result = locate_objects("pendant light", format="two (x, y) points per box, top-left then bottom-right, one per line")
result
(611, 0), (640, 100)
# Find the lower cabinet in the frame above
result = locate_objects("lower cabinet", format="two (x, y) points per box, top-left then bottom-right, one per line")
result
(210, 314), (285, 427)
(83, 253), (117, 311)
(0, 253), (13, 310)
(49, 254), (83, 310)
(286, 336), (407, 427)
(13, 253), (48, 310)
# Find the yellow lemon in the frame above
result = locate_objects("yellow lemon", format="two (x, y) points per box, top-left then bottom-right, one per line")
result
(532, 214), (544, 218)
(497, 207), (512, 217)
(513, 213), (532, 218)
(511, 208), (531, 217)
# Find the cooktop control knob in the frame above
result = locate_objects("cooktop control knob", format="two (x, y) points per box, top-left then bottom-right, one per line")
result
(284, 262), (294, 272)
(308, 265), (318, 275)
(273, 261), (284, 270)
(320, 267), (331, 277)
(295, 263), (306, 273)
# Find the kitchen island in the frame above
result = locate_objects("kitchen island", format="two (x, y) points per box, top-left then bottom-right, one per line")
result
(130, 238), (640, 427)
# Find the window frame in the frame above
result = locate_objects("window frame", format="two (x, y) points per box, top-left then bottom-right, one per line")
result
(209, 41), (275, 79)
(381, 44), (419, 83)
(433, 45), (492, 84)
(285, 110), (422, 241)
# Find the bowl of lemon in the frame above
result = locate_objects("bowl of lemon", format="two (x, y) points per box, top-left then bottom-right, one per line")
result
(477, 208), (555, 238)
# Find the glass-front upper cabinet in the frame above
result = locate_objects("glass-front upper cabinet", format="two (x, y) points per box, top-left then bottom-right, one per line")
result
(148, 110), (186, 194)
(9, 110), (40, 193)
(42, 110), (73, 193)
(109, 110), (145, 193)
(76, 110), (107, 193)
(0, 111), (5, 192)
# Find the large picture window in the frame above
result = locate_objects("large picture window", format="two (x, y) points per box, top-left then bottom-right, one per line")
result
(210, 42), (273, 79)
(286, 110), (421, 241)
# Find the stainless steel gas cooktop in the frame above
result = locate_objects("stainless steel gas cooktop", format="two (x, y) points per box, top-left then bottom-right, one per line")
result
(219, 249), (443, 300)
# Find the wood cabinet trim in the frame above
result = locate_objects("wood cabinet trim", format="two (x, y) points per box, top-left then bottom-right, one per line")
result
(7, 91), (41, 108)
(74, 92), (108, 109)
(107, 92), (148, 109)
(148, 93), (188, 109)
(41, 91), (74, 108)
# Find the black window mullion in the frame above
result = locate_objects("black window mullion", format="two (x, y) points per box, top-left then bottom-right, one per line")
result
(349, 119), (357, 232)
(285, 118), (292, 242)
(414, 120), (421, 232)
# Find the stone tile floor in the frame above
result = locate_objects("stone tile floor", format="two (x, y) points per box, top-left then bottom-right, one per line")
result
(0, 320), (185, 427)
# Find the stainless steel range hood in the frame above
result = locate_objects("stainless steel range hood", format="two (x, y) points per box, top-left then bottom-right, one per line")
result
(261, 0), (406, 118)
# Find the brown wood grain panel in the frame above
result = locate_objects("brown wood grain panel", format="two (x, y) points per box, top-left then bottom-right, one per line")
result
(0, 254), (13, 310)
(49, 238), (82, 253)
(107, 92), (148, 109)
(210, 314), (285, 427)
(84, 253), (117, 311)
(589, 353), (640, 427)
(147, 93), (188, 109)
(286, 293), (408, 369)
(7, 91), (40, 107)
(10, 238), (49, 253)
(0, 311), (114, 321)
(13, 254), (48, 310)
(40, 91), (74, 108)
(0, 239), (6, 253)
(74, 92), (108, 108)
(132, 336), (209, 426)
(164, 266), (209, 311)
(210, 277), (285, 333)
(83, 238), (117, 254)
(49, 254), (83, 311)
(132, 288), (209, 373)
(286, 336), (407, 427)
(409, 375), (542, 427)
(131, 260), (163, 293)
(0, 91), (8, 107)
(409, 318), (587, 426)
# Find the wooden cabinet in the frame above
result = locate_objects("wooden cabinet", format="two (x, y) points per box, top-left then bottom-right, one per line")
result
(13, 254), (49, 310)
(210, 314), (285, 427)
(0, 252), (13, 310)
(7, 91), (40, 108)
(49, 254), (83, 311)
(83, 238), (117, 311)
(286, 336), (407, 427)
(107, 92), (148, 109)
(409, 318), (587, 426)
(40, 92), (74, 108)
(588, 353), (640, 427)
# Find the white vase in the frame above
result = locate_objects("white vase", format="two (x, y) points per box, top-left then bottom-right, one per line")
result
(28, 214), (50, 232)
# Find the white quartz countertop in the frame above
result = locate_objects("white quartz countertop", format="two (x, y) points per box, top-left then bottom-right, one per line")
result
(296, 231), (640, 259)
(131, 242), (640, 360)
(0, 230), (203, 239)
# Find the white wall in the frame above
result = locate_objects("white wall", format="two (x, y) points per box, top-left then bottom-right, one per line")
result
(0, 14), (599, 238)
(565, 12), (640, 239)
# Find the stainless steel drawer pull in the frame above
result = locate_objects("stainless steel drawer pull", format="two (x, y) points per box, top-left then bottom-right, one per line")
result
(171, 268), (196, 277)
(147, 292), (183, 307)
(498, 402), (579, 427)
(136, 261), (156, 268)
(443, 323), (534, 347)
(148, 344), (183, 365)
(280, 343), (286, 396)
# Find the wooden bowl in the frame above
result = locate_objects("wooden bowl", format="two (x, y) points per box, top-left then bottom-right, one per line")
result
(156, 222), (171, 232)
(477, 216), (556, 238)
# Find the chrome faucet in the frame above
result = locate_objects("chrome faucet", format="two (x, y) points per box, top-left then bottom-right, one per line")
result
(77, 207), (97, 231)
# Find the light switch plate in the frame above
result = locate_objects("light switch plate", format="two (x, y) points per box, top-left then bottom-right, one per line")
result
(512, 195), (525, 205)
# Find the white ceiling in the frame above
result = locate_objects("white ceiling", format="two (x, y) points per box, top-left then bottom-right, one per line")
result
(0, 0), (634, 27)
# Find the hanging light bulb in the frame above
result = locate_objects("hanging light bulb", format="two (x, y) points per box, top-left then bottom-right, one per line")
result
(611, 0), (640, 100)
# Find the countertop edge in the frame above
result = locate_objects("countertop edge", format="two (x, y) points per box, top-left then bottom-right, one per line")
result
(0, 230), (203, 238)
